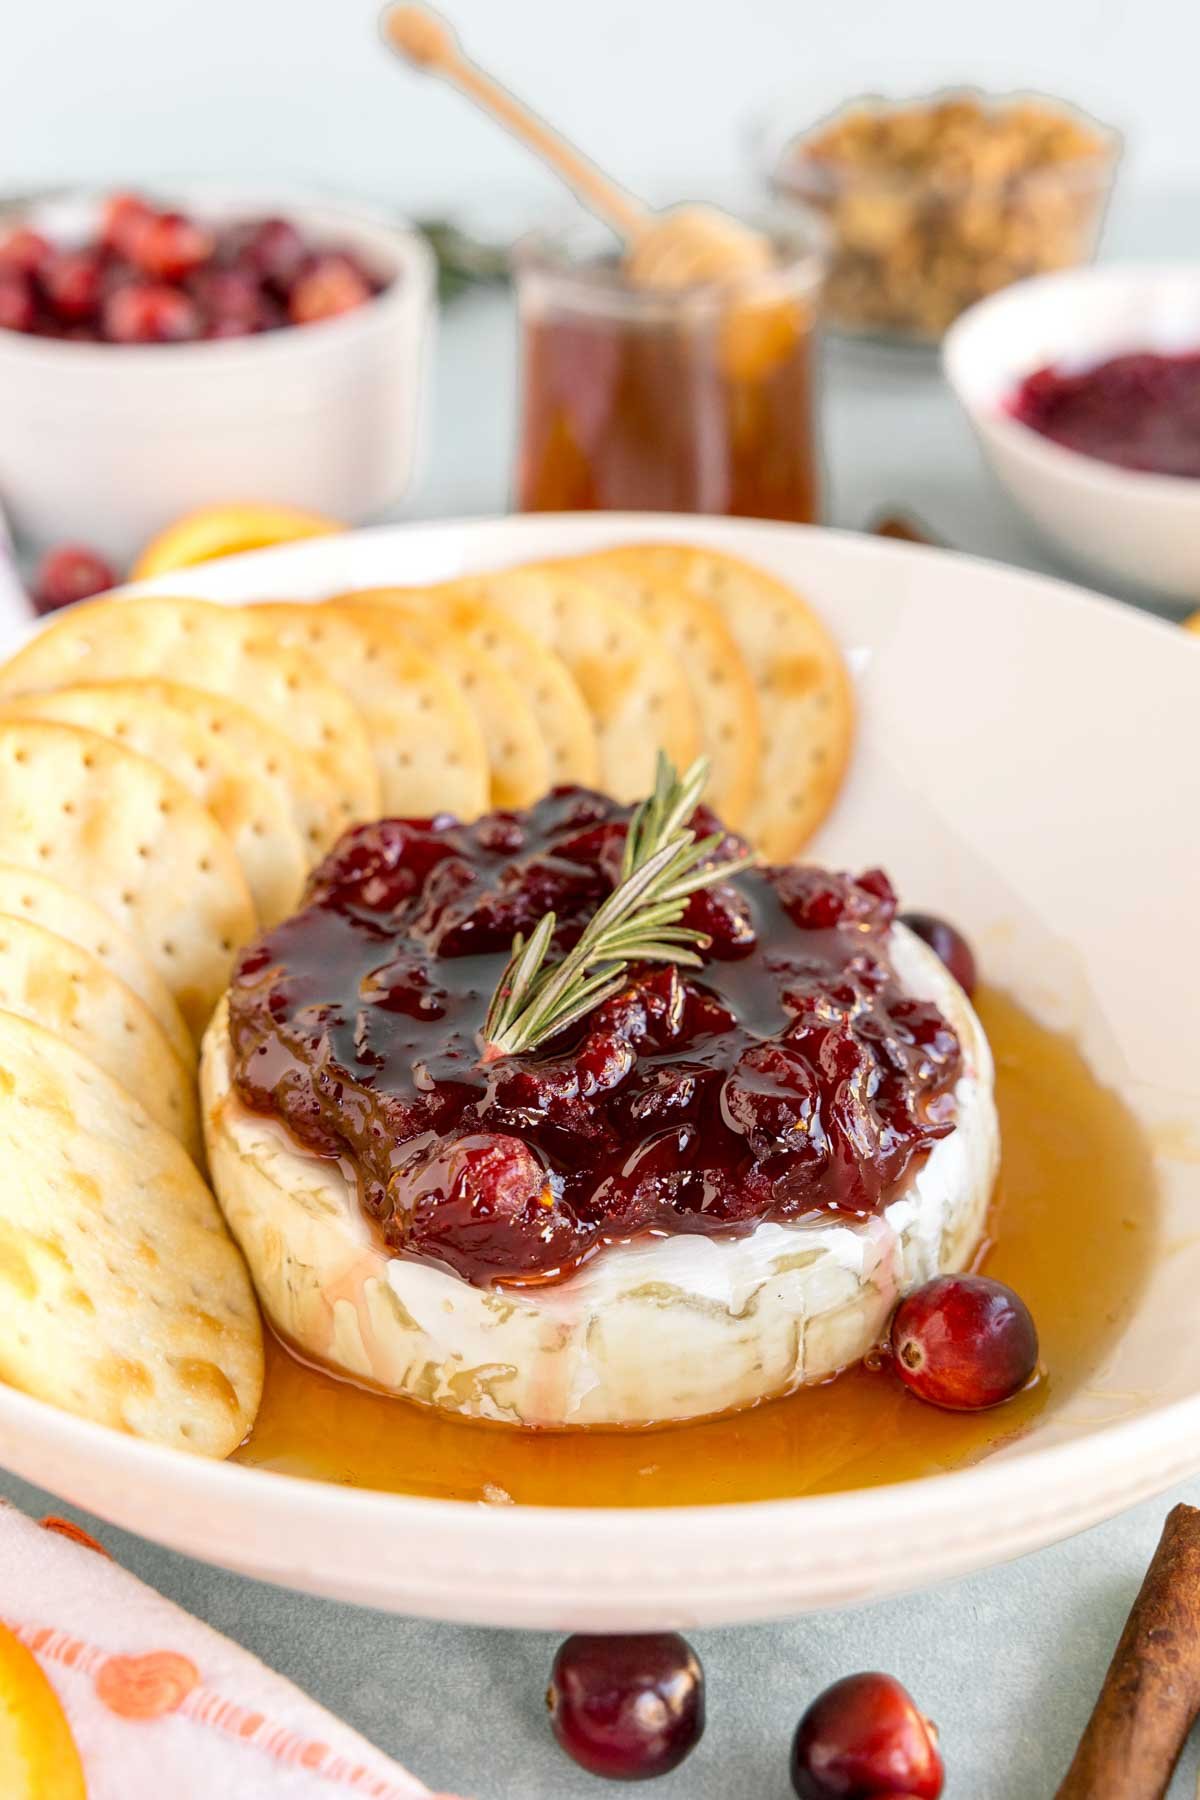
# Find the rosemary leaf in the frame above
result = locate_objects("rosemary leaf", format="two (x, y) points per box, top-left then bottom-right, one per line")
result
(480, 753), (754, 1061)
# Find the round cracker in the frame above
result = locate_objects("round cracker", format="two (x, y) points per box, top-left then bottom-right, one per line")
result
(108, 680), (342, 862)
(344, 586), (600, 787)
(583, 544), (853, 857)
(0, 1008), (261, 1456)
(451, 567), (700, 802)
(248, 603), (489, 820)
(330, 600), (550, 809)
(0, 596), (379, 829)
(0, 683), (308, 930)
(540, 555), (763, 827)
(0, 912), (199, 1159)
(0, 864), (194, 1071)
(0, 720), (256, 1040)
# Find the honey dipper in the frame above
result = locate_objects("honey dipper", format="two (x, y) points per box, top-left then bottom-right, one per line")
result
(381, 4), (773, 290)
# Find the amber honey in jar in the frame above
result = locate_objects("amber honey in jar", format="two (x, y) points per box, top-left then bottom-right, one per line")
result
(514, 213), (827, 521)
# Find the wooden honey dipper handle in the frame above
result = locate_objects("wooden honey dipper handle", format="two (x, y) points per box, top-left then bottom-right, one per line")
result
(381, 5), (649, 243)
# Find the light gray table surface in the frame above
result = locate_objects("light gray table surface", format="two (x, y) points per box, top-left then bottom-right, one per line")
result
(3, 241), (1198, 1799)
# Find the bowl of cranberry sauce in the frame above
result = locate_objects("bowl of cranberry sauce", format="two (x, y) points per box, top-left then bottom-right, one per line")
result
(945, 263), (1200, 601)
(227, 788), (963, 1289)
(0, 187), (435, 560)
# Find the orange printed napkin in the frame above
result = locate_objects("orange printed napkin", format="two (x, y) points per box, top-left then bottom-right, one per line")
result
(0, 1502), (467, 1798)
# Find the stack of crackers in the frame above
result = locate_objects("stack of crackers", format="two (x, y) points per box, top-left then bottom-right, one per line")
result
(0, 542), (851, 1458)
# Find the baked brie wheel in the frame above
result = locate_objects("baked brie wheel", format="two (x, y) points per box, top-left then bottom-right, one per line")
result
(201, 923), (997, 1430)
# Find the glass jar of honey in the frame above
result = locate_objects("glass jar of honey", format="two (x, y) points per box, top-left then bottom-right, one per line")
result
(513, 211), (827, 521)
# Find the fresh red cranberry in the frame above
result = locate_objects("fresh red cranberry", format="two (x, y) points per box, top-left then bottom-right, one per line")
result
(548, 1633), (705, 1781)
(898, 912), (976, 997)
(791, 1672), (943, 1798)
(891, 1274), (1038, 1411)
(41, 248), (105, 323)
(31, 544), (117, 616)
(128, 210), (214, 282)
(0, 271), (36, 333)
(101, 192), (156, 257)
(288, 254), (372, 325)
(0, 228), (51, 276)
(395, 1130), (586, 1284)
(191, 267), (263, 337)
(101, 281), (201, 344)
(233, 216), (308, 291)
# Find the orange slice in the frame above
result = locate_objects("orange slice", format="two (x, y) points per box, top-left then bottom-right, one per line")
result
(0, 1619), (86, 1799)
(131, 503), (341, 581)
(1184, 611), (1200, 635)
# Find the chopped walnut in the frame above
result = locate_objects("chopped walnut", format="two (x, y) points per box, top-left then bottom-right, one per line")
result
(778, 92), (1117, 341)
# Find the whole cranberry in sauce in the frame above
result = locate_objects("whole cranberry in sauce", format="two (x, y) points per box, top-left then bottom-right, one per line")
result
(898, 912), (976, 997)
(891, 1274), (1038, 1411)
(548, 1632), (705, 1780)
(791, 1671), (943, 1799)
(31, 545), (117, 616)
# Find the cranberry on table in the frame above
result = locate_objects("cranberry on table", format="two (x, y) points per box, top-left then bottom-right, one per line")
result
(891, 1274), (1039, 1411)
(791, 1672), (943, 1799)
(898, 911), (976, 997)
(102, 281), (202, 345)
(548, 1632), (705, 1781)
(31, 544), (117, 616)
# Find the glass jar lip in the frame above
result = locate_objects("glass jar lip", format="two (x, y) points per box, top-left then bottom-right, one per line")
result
(512, 202), (828, 321)
(748, 84), (1122, 198)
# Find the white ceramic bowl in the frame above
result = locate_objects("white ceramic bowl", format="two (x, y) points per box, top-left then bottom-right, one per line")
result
(1, 511), (1198, 1631)
(944, 263), (1200, 599)
(0, 187), (435, 562)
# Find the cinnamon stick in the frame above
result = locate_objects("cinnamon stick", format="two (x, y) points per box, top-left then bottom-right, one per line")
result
(1056, 1503), (1200, 1798)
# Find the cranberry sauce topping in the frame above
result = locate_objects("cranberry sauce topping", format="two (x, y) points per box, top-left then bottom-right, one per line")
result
(1010, 349), (1200, 478)
(227, 790), (962, 1288)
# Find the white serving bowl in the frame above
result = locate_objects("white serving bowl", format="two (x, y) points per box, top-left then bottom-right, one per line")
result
(0, 512), (1198, 1631)
(0, 187), (435, 562)
(944, 263), (1200, 599)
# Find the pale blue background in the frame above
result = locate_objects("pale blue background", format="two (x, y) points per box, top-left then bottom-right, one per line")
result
(2, 4), (1200, 1791)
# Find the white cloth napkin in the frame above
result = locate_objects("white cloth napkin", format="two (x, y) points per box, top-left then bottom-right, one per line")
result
(0, 1503), (467, 1799)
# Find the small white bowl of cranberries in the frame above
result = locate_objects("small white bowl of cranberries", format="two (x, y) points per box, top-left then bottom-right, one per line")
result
(944, 261), (1200, 601)
(0, 187), (435, 560)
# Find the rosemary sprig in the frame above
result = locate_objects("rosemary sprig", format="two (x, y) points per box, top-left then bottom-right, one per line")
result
(480, 754), (753, 1062)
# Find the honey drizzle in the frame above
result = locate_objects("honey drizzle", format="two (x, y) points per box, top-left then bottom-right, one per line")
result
(234, 987), (1158, 1506)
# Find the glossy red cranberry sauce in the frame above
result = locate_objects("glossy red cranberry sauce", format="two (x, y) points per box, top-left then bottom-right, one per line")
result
(1010, 349), (1200, 478)
(228, 790), (963, 1289)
